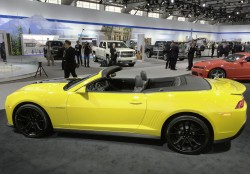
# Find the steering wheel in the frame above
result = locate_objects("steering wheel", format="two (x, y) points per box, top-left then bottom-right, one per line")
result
(94, 80), (110, 91)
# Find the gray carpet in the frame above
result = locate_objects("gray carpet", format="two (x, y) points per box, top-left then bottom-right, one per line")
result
(0, 83), (250, 174)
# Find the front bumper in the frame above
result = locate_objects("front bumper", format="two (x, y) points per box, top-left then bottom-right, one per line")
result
(191, 68), (209, 78)
(117, 57), (136, 64)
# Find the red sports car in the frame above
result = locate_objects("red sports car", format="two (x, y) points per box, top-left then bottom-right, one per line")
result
(192, 52), (250, 80)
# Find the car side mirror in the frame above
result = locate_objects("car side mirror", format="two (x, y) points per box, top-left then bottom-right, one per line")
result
(240, 59), (247, 64)
(76, 86), (87, 94)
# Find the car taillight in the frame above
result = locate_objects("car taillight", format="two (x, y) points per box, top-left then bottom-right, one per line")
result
(235, 99), (245, 109)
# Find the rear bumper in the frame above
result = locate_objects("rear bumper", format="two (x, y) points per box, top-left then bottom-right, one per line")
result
(214, 123), (245, 143)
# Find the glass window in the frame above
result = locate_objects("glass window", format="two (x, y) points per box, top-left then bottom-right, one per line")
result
(130, 10), (143, 16)
(200, 20), (206, 24)
(76, 1), (100, 10)
(107, 42), (128, 49)
(178, 17), (186, 21)
(40, 0), (61, 4)
(99, 42), (103, 48)
(103, 42), (106, 48)
(148, 12), (159, 18)
(105, 6), (122, 13)
(245, 57), (250, 62)
(224, 54), (244, 62)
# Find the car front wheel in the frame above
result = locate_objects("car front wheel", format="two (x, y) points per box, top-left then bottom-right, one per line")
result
(208, 68), (226, 79)
(14, 104), (52, 138)
(165, 116), (211, 154)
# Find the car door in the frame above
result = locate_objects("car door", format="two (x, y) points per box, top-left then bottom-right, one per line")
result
(97, 42), (103, 59)
(66, 87), (147, 133)
(240, 56), (250, 78)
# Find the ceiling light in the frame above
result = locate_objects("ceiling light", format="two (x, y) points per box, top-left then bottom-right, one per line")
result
(171, 0), (174, 3)
(202, 3), (206, 7)
(229, 15), (231, 18)
(240, 0), (244, 3)
(237, 11), (239, 14)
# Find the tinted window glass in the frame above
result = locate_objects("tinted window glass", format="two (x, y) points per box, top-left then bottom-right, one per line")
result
(107, 42), (128, 48)
(224, 54), (244, 62)
(245, 57), (250, 62)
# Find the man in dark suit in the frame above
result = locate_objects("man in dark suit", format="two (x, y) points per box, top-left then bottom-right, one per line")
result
(170, 42), (179, 70)
(110, 43), (117, 66)
(164, 42), (171, 69)
(64, 40), (77, 78)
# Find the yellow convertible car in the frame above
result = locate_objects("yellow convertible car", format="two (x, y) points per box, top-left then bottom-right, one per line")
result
(5, 66), (247, 154)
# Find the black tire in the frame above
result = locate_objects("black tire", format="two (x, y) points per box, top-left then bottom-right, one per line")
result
(93, 53), (98, 62)
(208, 68), (226, 79)
(14, 104), (52, 138)
(165, 116), (211, 155)
(146, 51), (152, 58)
(128, 63), (135, 67)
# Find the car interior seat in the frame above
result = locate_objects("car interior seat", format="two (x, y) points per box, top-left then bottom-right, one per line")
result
(134, 75), (144, 92)
(140, 71), (149, 89)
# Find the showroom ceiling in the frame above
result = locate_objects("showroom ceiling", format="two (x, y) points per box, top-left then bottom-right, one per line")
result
(64, 0), (250, 24)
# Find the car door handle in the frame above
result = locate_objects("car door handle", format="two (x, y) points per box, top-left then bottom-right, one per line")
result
(130, 101), (142, 105)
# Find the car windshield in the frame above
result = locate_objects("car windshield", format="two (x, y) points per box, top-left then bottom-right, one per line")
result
(223, 54), (244, 62)
(107, 42), (128, 48)
(63, 73), (98, 90)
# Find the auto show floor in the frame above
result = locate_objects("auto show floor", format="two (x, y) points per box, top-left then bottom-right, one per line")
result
(0, 56), (249, 174)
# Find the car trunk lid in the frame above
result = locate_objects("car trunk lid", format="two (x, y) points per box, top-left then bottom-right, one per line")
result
(206, 78), (246, 95)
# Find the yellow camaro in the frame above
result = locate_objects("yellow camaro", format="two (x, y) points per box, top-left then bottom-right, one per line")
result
(5, 66), (247, 154)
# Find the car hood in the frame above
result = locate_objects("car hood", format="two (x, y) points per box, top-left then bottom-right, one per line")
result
(17, 75), (90, 93)
(194, 59), (226, 67)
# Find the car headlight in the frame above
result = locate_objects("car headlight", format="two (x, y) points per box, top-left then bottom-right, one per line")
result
(133, 52), (136, 57)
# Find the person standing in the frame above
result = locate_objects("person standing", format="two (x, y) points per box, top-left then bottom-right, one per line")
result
(187, 43), (196, 71)
(84, 42), (91, 67)
(224, 43), (230, 57)
(211, 42), (215, 58)
(64, 40), (77, 78)
(75, 41), (82, 66)
(110, 43), (117, 66)
(47, 42), (54, 66)
(217, 43), (223, 58)
(165, 42), (171, 69)
(170, 42), (179, 70)
(245, 42), (250, 52)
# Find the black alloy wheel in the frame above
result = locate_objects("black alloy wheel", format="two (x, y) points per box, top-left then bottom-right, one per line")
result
(208, 68), (226, 79)
(165, 116), (211, 154)
(14, 104), (51, 138)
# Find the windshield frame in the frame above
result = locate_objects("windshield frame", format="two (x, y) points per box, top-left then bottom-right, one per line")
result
(63, 73), (98, 91)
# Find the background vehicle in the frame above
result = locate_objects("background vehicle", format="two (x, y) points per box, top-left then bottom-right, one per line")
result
(145, 41), (186, 61)
(145, 41), (167, 59)
(5, 66), (247, 155)
(192, 52), (250, 80)
(92, 40), (136, 67)
(44, 41), (64, 60)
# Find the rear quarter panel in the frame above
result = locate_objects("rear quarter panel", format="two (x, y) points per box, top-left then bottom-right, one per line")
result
(136, 89), (246, 140)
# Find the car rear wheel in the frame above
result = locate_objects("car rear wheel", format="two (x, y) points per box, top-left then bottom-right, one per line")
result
(165, 116), (211, 155)
(208, 68), (226, 79)
(14, 104), (52, 138)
